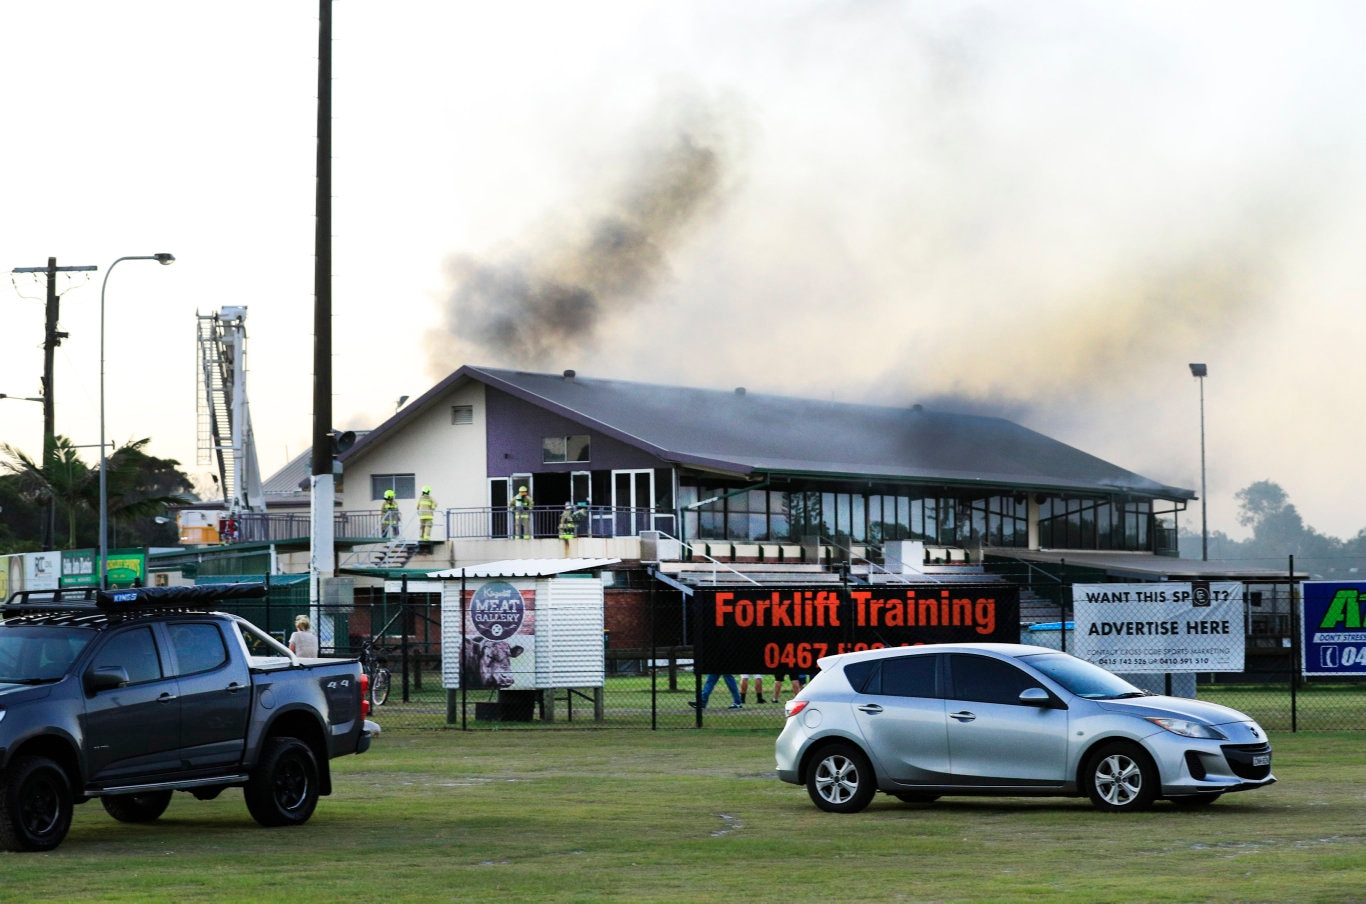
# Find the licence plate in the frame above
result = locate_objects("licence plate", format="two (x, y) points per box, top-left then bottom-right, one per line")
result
(1253, 754), (1271, 767)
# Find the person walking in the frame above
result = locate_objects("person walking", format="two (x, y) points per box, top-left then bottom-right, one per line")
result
(379, 489), (401, 539)
(510, 485), (534, 539)
(288, 614), (319, 658)
(416, 485), (438, 541)
(688, 674), (743, 710)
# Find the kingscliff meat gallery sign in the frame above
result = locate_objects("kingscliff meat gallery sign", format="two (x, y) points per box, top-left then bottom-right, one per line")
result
(694, 584), (1020, 673)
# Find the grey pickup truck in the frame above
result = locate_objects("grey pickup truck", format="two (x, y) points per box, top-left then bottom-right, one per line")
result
(0, 583), (378, 851)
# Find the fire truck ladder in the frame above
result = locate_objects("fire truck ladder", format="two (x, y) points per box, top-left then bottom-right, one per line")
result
(196, 308), (264, 512)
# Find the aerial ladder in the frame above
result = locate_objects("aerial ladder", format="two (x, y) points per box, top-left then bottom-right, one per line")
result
(196, 307), (264, 533)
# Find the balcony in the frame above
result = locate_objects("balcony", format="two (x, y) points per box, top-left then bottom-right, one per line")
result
(228, 506), (677, 545)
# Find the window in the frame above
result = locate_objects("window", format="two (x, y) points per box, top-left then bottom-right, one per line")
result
(372, 473), (416, 500)
(542, 434), (590, 463)
(169, 623), (228, 675)
(451, 404), (474, 425)
(93, 627), (163, 685)
(949, 654), (1041, 706)
(881, 655), (939, 698)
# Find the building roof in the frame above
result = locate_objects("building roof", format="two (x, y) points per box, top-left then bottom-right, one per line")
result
(346, 365), (1194, 502)
(262, 431), (371, 505)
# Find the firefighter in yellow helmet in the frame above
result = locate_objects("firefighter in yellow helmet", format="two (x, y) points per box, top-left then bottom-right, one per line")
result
(416, 485), (438, 541)
(380, 489), (401, 539)
(509, 485), (534, 539)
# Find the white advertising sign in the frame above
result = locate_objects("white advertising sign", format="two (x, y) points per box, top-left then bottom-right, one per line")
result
(24, 551), (61, 591)
(1072, 582), (1245, 673)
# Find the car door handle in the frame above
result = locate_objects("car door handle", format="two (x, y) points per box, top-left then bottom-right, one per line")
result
(857, 704), (884, 714)
(225, 682), (245, 694)
(950, 710), (976, 722)
(158, 692), (178, 703)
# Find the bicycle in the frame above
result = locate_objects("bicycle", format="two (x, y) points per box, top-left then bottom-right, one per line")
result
(359, 637), (391, 707)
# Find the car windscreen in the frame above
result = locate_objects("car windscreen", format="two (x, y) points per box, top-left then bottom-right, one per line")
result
(0, 627), (95, 683)
(1020, 651), (1144, 699)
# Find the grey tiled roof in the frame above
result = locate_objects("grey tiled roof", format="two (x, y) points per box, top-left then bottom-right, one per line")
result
(346, 366), (1194, 501)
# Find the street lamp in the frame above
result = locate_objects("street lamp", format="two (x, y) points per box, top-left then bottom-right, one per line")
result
(99, 253), (174, 589)
(1189, 363), (1208, 561)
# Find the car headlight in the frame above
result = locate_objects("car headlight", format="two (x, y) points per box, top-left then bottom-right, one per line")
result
(1146, 717), (1226, 740)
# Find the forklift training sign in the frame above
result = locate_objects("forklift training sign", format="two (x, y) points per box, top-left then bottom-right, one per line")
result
(1072, 582), (1245, 673)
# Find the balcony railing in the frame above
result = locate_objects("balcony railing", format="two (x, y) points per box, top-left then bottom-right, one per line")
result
(231, 506), (677, 545)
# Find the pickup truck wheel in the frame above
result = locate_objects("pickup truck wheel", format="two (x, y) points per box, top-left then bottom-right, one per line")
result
(102, 790), (173, 823)
(245, 737), (319, 827)
(0, 756), (73, 852)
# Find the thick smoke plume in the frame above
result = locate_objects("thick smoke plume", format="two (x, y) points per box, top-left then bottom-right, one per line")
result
(429, 129), (724, 369)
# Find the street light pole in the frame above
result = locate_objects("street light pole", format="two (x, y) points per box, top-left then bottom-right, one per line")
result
(1189, 363), (1208, 561)
(99, 253), (174, 589)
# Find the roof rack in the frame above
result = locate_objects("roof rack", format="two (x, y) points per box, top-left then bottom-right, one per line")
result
(4, 582), (268, 614)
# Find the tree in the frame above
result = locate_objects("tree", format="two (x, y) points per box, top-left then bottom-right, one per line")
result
(1, 436), (93, 549)
(89, 439), (196, 549)
(1, 436), (194, 551)
(1235, 480), (1291, 530)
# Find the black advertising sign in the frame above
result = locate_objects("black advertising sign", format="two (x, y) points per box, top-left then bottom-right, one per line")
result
(695, 584), (1020, 674)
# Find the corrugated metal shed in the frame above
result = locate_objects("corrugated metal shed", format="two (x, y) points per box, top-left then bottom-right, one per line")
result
(427, 558), (621, 579)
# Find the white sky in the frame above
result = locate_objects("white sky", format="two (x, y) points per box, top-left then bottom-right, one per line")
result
(4, 1), (1366, 540)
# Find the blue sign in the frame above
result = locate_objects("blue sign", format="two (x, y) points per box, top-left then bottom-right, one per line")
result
(1302, 582), (1366, 676)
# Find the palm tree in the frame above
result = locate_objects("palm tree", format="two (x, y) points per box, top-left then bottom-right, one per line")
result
(94, 438), (194, 545)
(2, 436), (193, 551)
(1, 436), (93, 548)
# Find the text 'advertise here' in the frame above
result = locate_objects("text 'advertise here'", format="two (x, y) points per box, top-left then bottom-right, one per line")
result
(1072, 582), (1247, 673)
(696, 585), (1020, 674)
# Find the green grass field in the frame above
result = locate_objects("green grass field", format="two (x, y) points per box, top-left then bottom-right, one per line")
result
(5, 729), (1363, 903)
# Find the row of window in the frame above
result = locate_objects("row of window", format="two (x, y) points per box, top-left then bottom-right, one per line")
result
(678, 485), (1157, 552)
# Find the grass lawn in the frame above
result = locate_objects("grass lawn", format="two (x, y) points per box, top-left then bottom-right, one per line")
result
(4, 730), (1363, 903)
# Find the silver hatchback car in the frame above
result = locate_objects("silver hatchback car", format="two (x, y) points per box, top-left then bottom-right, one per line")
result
(775, 643), (1274, 813)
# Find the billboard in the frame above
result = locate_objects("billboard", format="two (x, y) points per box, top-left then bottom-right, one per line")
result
(1072, 582), (1245, 673)
(695, 584), (1019, 674)
(1301, 582), (1366, 676)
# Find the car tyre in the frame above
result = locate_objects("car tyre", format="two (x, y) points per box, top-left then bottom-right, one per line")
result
(102, 790), (174, 823)
(806, 743), (876, 813)
(245, 737), (319, 827)
(1086, 741), (1158, 812)
(0, 755), (73, 852)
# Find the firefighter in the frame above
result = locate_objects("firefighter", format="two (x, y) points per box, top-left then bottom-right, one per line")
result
(510, 485), (534, 539)
(558, 502), (578, 540)
(416, 485), (438, 541)
(380, 489), (401, 539)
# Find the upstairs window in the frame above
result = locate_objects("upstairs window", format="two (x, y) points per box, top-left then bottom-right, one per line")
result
(372, 473), (416, 500)
(542, 434), (590, 463)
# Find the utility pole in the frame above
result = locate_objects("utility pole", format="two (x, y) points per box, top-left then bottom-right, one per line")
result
(11, 257), (97, 550)
(310, 0), (336, 611)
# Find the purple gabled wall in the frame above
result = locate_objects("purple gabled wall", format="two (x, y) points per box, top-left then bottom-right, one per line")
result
(485, 389), (665, 477)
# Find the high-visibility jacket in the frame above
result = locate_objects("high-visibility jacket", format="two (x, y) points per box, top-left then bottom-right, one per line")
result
(416, 493), (438, 519)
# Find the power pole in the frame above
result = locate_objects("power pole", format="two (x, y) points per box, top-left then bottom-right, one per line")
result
(11, 257), (97, 550)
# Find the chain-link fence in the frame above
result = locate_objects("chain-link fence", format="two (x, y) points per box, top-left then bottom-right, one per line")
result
(225, 574), (1365, 732)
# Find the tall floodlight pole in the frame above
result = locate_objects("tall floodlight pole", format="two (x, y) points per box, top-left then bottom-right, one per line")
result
(310, 0), (336, 611)
(1189, 363), (1208, 561)
(99, 253), (175, 589)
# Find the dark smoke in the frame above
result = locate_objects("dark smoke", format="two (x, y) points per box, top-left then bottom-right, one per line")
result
(431, 131), (723, 368)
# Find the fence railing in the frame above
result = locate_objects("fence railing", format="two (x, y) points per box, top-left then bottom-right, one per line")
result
(234, 506), (677, 545)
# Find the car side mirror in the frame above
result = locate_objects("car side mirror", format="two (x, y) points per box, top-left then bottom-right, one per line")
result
(1018, 687), (1057, 707)
(85, 665), (130, 694)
